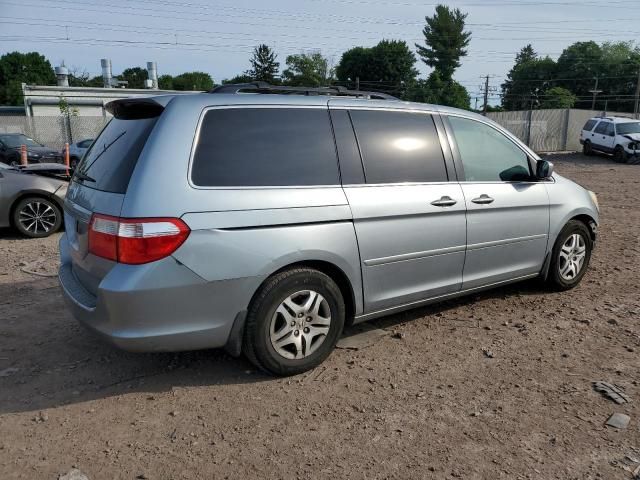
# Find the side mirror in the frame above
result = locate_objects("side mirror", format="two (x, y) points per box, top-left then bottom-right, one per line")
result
(536, 160), (554, 179)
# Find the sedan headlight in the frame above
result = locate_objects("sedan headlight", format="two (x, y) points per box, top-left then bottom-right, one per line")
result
(588, 190), (599, 213)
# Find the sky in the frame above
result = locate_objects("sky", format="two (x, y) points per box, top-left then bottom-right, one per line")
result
(2, 0), (640, 105)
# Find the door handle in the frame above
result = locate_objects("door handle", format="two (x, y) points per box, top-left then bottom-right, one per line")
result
(431, 196), (457, 207)
(471, 194), (494, 205)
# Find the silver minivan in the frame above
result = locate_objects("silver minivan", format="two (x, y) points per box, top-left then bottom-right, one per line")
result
(58, 83), (599, 376)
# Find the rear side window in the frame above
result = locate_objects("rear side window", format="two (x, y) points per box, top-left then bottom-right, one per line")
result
(75, 117), (158, 193)
(583, 119), (597, 131)
(191, 108), (339, 187)
(593, 121), (609, 134)
(349, 110), (447, 184)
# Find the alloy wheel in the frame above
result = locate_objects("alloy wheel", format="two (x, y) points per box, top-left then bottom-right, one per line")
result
(558, 233), (586, 281)
(269, 290), (332, 360)
(18, 201), (57, 235)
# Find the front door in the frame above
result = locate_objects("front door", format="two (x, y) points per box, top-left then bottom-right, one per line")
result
(445, 115), (550, 290)
(339, 108), (467, 313)
(592, 120), (616, 152)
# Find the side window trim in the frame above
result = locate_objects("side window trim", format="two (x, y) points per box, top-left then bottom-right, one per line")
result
(442, 113), (537, 184)
(432, 113), (457, 182)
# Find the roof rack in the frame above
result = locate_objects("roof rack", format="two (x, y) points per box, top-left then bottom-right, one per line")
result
(208, 81), (397, 100)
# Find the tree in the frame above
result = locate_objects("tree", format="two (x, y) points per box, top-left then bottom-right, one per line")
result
(540, 87), (576, 109)
(158, 74), (174, 89)
(118, 67), (148, 89)
(415, 5), (471, 81)
(0, 51), (56, 105)
(282, 52), (331, 87)
(249, 44), (279, 83)
(222, 73), (254, 84)
(405, 71), (469, 109)
(501, 47), (558, 110)
(336, 40), (418, 95)
(172, 71), (214, 91)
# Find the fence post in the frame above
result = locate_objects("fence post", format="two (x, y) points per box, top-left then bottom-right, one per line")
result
(561, 109), (570, 151)
(525, 109), (533, 147)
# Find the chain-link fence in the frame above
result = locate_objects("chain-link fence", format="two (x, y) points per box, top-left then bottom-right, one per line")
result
(0, 116), (108, 150)
(487, 108), (635, 153)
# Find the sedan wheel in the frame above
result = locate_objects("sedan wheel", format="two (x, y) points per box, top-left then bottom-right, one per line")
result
(13, 197), (62, 238)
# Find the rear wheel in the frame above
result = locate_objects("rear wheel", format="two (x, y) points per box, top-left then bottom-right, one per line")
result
(12, 197), (62, 238)
(243, 268), (345, 376)
(547, 220), (593, 291)
(582, 140), (593, 156)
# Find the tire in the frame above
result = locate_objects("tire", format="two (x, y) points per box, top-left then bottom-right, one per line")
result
(582, 141), (593, 156)
(243, 268), (345, 376)
(613, 146), (627, 163)
(12, 197), (62, 238)
(70, 156), (80, 169)
(547, 220), (593, 291)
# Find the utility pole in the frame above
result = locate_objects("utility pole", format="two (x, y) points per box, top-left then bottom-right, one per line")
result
(478, 75), (497, 115)
(634, 69), (640, 120)
(482, 74), (490, 115)
(355, 76), (360, 91)
(589, 77), (602, 111)
(474, 97), (479, 111)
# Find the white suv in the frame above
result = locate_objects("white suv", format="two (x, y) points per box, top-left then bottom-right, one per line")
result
(580, 116), (640, 163)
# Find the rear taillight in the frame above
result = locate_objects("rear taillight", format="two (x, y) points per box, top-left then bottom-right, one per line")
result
(89, 214), (190, 265)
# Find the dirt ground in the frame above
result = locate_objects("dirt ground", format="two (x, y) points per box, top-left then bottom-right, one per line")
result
(0, 152), (639, 480)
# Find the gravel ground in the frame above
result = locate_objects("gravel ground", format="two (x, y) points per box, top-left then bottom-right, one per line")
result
(0, 153), (639, 480)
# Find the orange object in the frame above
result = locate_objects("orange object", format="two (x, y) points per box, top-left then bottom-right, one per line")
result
(64, 142), (70, 175)
(20, 144), (27, 166)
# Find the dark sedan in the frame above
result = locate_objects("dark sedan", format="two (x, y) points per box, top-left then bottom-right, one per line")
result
(0, 163), (68, 237)
(0, 133), (63, 166)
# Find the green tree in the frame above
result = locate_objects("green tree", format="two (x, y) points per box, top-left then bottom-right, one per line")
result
(336, 40), (418, 95)
(158, 74), (174, 89)
(405, 71), (469, 109)
(249, 44), (279, 83)
(540, 86), (577, 109)
(282, 52), (331, 87)
(0, 51), (56, 105)
(556, 41), (640, 111)
(501, 48), (558, 110)
(222, 73), (254, 84)
(172, 71), (214, 91)
(118, 67), (148, 89)
(415, 5), (471, 81)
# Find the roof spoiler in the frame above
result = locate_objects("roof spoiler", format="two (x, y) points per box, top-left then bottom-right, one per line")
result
(105, 98), (164, 119)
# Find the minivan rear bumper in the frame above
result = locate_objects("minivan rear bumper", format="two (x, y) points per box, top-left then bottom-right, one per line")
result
(58, 234), (259, 352)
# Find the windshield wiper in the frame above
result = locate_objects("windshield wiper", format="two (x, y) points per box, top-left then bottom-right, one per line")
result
(81, 130), (127, 173)
(74, 171), (96, 183)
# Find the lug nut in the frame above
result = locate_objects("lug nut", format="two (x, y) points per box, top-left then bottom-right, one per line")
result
(291, 321), (295, 327)
(294, 330), (299, 336)
(297, 313), (303, 318)
(304, 327), (310, 333)
(306, 316), (312, 321)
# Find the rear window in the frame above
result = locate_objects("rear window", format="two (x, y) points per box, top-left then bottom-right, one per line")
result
(74, 117), (158, 193)
(191, 108), (339, 187)
(349, 110), (447, 184)
(583, 119), (597, 132)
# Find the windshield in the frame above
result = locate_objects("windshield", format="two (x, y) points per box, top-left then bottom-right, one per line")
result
(1, 135), (42, 148)
(617, 122), (640, 135)
(74, 116), (158, 193)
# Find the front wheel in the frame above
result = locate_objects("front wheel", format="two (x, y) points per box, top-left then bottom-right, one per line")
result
(243, 268), (345, 376)
(547, 220), (593, 291)
(12, 197), (62, 238)
(613, 146), (627, 163)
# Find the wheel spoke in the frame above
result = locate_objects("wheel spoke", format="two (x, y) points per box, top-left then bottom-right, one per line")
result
(302, 291), (318, 313)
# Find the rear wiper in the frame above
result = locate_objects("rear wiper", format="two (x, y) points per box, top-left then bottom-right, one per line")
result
(74, 171), (96, 183)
